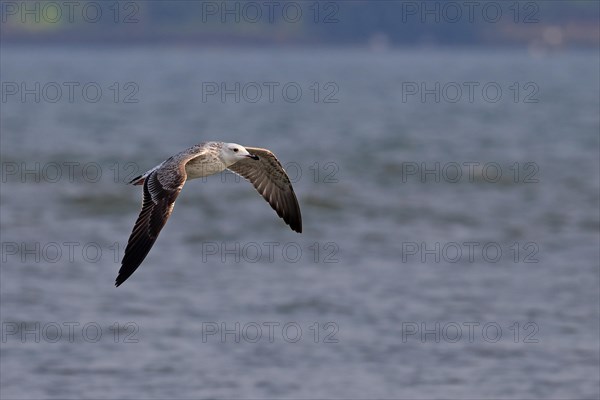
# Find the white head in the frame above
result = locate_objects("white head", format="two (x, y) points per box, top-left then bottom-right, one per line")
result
(220, 142), (259, 166)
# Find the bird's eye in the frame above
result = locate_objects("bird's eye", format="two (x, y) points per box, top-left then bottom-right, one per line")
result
(233, 148), (239, 153)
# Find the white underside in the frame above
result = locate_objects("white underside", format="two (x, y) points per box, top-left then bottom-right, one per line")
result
(185, 160), (227, 179)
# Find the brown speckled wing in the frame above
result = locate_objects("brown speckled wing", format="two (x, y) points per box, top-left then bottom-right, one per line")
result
(115, 170), (184, 287)
(228, 147), (302, 233)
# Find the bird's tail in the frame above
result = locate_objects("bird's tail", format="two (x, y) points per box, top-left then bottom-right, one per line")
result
(128, 162), (165, 186)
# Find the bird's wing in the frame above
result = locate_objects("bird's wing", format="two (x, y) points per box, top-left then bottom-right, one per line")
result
(116, 156), (193, 287)
(228, 147), (302, 233)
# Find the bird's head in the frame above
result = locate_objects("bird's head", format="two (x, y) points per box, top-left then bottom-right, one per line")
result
(221, 143), (259, 166)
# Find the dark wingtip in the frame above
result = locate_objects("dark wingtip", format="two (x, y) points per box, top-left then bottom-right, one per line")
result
(294, 220), (302, 233)
(291, 219), (302, 233)
(289, 200), (302, 233)
(115, 265), (136, 287)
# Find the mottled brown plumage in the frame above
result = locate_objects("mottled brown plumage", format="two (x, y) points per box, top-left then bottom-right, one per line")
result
(228, 147), (302, 233)
(116, 142), (302, 287)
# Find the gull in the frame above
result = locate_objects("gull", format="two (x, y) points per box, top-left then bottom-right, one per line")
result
(115, 142), (302, 287)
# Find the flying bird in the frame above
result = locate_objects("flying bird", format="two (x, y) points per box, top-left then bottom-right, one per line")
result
(115, 142), (302, 287)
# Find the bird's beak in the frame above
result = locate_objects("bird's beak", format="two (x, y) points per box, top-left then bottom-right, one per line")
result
(247, 154), (259, 160)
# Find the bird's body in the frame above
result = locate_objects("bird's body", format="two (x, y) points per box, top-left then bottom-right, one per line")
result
(116, 141), (302, 287)
(130, 142), (224, 185)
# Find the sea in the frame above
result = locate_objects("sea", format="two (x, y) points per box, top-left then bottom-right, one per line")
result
(1, 46), (599, 399)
